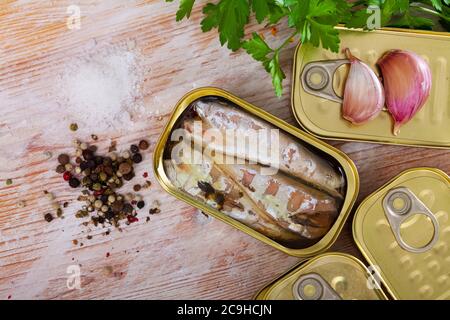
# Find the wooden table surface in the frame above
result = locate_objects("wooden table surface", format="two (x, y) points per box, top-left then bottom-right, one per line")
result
(1, 1), (449, 300)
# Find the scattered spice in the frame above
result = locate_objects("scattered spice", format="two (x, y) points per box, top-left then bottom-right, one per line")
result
(271, 27), (278, 36)
(146, 217), (150, 222)
(133, 184), (141, 192)
(44, 213), (54, 222)
(142, 172), (148, 178)
(63, 202), (69, 208)
(149, 207), (161, 214)
(91, 134), (98, 141)
(17, 201), (26, 208)
(108, 141), (117, 152)
(130, 144), (139, 154)
(70, 123), (79, 132)
(52, 139), (152, 229)
(5, 179), (12, 186)
(138, 140), (149, 150)
(58, 154), (70, 165)
(106, 252), (110, 258)
(137, 201), (145, 209)
(63, 172), (72, 181)
(131, 153), (142, 164)
(72, 239), (78, 245)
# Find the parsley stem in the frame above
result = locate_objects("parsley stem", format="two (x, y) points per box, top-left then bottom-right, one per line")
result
(410, 3), (450, 21)
(274, 31), (298, 54)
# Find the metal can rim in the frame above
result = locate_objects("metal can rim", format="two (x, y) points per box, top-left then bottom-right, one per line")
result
(153, 87), (360, 257)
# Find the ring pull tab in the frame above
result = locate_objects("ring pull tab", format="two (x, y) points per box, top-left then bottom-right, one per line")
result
(300, 59), (349, 103)
(382, 187), (439, 253)
(292, 273), (341, 300)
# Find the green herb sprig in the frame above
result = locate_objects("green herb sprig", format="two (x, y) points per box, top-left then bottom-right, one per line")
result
(167, 0), (450, 96)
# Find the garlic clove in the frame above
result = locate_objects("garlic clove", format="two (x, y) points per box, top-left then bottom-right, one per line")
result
(342, 48), (385, 125)
(377, 50), (432, 135)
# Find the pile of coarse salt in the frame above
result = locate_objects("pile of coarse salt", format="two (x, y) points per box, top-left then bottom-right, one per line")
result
(56, 45), (145, 131)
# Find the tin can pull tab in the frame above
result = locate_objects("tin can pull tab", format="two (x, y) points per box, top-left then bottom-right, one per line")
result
(300, 59), (349, 103)
(382, 187), (439, 254)
(292, 273), (342, 300)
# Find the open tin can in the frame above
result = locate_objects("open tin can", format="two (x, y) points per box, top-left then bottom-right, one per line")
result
(256, 167), (450, 299)
(153, 87), (359, 257)
(292, 27), (450, 148)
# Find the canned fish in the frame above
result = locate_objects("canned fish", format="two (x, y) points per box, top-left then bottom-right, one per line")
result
(292, 27), (450, 148)
(353, 167), (450, 299)
(255, 252), (386, 300)
(153, 87), (359, 257)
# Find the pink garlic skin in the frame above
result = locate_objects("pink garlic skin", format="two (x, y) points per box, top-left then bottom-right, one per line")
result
(342, 49), (385, 125)
(377, 50), (432, 135)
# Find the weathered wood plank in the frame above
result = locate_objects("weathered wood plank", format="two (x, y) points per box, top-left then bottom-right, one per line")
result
(0, 0), (448, 300)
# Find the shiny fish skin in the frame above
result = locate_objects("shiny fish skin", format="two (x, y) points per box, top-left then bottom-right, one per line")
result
(187, 99), (345, 198)
(164, 148), (301, 244)
(219, 162), (339, 239)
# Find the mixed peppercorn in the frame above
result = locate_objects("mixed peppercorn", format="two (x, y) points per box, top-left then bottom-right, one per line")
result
(50, 138), (153, 228)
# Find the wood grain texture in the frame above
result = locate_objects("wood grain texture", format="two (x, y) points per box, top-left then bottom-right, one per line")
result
(0, 0), (449, 300)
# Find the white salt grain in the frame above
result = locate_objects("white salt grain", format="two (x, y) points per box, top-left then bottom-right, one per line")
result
(57, 45), (144, 131)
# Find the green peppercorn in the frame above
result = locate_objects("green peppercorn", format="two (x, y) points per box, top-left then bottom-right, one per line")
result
(5, 179), (12, 186)
(138, 140), (149, 150)
(58, 154), (70, 165)
(92, 183), (102, 191)
(56, 208), (63, 217)
(69, 123), (78, 131)
(99, 172), (107, 182)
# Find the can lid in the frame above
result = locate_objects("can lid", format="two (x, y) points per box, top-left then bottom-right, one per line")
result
(353, 168), (450, 299)
(292, 273), (341, 300)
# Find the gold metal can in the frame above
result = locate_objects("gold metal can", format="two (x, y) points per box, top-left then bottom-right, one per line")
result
(153, 87), (359, 257)
(353, 167), (450, 299)
(291, 27), (450, 148)
(255, 252), (387, 300)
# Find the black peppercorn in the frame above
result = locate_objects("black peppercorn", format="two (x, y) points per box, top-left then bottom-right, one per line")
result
(80, 161), (88, 171)
(94, 156), (103, 165)
(123, 172), (135, 181)
(90, 173), (98, 181)
(44, 213), (54, 222)
(100, 194), (108, 203)
(86, 160), (96, 169)
(69, 177), (81, 188)
(130, 144), (139, 154)
(82, 149), (94, 161)
(137, 201), (145, 209)
(123, 203), (133, 214)
(131, 153), (142, 164)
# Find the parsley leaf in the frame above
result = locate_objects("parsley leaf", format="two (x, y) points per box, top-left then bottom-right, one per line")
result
(201, 0), (250, 51)
(252, 0), (270, 23)
(266, 52), (285, 97)
(243, 32), (285, 96)
(288, 0), (341, 52)
(166, 0), (196, 21)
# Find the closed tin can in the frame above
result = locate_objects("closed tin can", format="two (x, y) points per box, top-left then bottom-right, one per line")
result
(255, 252), (386, 300)
(353, 167), (450, 299)
(256, 167), (449, 299)
(153, 87), (359, 257)
(292, 27), (450, 148)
